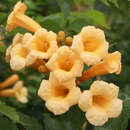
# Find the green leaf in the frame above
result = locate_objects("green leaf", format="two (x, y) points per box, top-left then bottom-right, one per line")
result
(100, 0), (110, 6)
(68, 12), (93, 33)
(36, 13), (64, 32)
(43, 113), (65, 130)
(43, 106), (85, 130)
(73, 0), (82, 10)
(0, 12), (7, 24)
(96, 122), (111, 130)
(0, 101), (19, 122)
(0, 101), (43, 130)
(68, 10), (109, 32)
(109, 0), (119, 8)
(96, 126), (111, 130)
(83, 0), (96, 6)
(68, 106), (86, 130)
(56, 0), (70, 19)
(73, 0), (95, 8)
(85, 10), (109, 29)
(110, 99), (130, 130)
(62, 1), (70, 19)
(0, 45), (6, 53)
(0, 118), (18, 130)
(18, 112), (43, 130)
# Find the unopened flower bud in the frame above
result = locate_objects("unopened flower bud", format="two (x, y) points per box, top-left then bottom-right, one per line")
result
(57, 31), (65, 43)
(65, 36), (73, 46)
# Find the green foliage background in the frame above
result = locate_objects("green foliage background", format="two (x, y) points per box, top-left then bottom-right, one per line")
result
(0, 0), (130, 130)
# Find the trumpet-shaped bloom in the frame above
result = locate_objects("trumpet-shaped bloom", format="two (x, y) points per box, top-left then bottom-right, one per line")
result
(6, 1), (41, 32)
(71, 26), (109, 66)
(13, 81), (28, 103)
(10, 44), (30, 71)
(103, 51), (121, 74)
(38, 73), (81, 115)
(26, 28), (58, 66)
(6, 33), (33, 70)
(0, 80), (28, 103)
(46, 46), (83, 82)
(78, 80), (122, 126)
(6, 33), (23, 62)
(78, 51), (121, 82)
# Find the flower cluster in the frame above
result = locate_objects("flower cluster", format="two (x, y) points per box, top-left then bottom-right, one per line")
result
(5, 1), (122, 126)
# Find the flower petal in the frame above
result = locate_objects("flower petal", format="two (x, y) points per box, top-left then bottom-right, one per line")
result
(66, 87), (81, 106)
(13, 81), (28, 103)
(104, 51), (121, 74)
(80, 52), (101, 66)
(22, 33), (33, 49)
(46, 99), (69, 115)
(5, 45), (12, 62)
(71, 35), (83, 54)
(106, 98), (123, 118)
(49, 72), (76, 89)
(90, 80), (119, 99)
(53, 70), (74, 82)
(86, 106), (108, 126)
(10, 56), (26, 71)
(78, 90), (93, 112)
(38, 80), (51, 101)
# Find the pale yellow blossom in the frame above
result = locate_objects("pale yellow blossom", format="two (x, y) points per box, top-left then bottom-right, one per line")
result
(26, 28), (58, 66)
(6, 33), (33, 71)
(71, 26), (109, 66)
(78, 51), (121, 82)
(13, 81), (28, 103)
(78, 80), (122, 126)
(46, 46), (83, 82)
(6, 1), (41, 32)
(102, 51), (121, 74)
(10, 44), (30, 71)
(38, 73), (81, 115)
(0, 81), (28, 103)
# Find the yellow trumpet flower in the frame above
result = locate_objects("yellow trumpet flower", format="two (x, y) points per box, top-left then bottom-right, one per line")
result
(71, 26), (109, 66)
(38, 73), (81, 115)
(26, 28), (58, 66)
(13, 81), (28, 103)
(46, 46), (83, 82)
(6, 33), (33, 71)
(0, 81), (28, 103)
(78, 51), (121, 82)
(78, 80), (122, 126)
(6, 1), (41, 32)
(10, 44), (30, 71)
